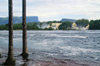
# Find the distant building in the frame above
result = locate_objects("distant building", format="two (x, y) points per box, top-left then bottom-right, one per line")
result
(51, 23), (62, 30)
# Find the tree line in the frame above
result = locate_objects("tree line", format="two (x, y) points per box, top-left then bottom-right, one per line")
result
(0, 23), (39, 30)
(89, 20), (100, 30)
(0, 19), (100, 30)
(59, 19), (100, 30)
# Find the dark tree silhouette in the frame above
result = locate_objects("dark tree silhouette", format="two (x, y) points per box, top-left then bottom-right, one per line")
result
(21, 0), (28, 59)
(0, 54), (1, 58)
(3, 0), (15, 65)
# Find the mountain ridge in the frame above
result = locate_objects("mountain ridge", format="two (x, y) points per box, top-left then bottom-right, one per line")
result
(60, 18), (77, 22)
(0, 16), (40, 25)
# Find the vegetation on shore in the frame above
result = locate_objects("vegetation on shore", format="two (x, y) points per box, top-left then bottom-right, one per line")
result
(0, 23), (39, 30)
(0, 19), (100, 30)
(44, 27), (54, 30)
(89, 19), (100, 30)
(59, 21), (72, 30)
(76, 19), (89, 27)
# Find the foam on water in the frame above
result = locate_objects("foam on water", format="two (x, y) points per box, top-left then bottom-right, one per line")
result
(0, 37), (6, 39)
(16, 60), (24, 65)
(56, 35), (87, 38)
(0, 30), (100, 65)
(13, 38), (22, 41)
(28, 34), (35, 36)
(42, 34), (87, 38)
(86, 31), (100, 34)
(14, 34), (22, 36)
(58, 46), (100, 56)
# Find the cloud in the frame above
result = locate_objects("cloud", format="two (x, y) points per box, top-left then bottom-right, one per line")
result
(0, 0), (100, 21)
(26, 0), (100, 21)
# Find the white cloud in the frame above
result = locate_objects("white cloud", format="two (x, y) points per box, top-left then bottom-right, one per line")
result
(0, 0), (100, 21)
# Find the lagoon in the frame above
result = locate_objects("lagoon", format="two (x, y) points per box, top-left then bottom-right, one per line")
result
(0, 30), (100, 66)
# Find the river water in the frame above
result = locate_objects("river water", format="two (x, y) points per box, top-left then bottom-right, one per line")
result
(0, 30), (100, 66)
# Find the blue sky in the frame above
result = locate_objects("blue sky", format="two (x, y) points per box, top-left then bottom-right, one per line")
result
(0, 0), (100, 21)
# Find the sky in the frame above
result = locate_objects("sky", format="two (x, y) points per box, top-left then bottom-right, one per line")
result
(0, 0), (100, 21)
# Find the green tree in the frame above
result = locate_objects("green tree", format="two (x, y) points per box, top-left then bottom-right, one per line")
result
(59, 21), (72, 30)
(39, 23), (43, 28)
(0, 25), (6, 30)
(27, 24), (39, 30)
(89, 20), (100, 30)
(13, 23), (22, 30)
(76, 19), (89, 27)
(44, 27), (54, 30)
(49, 23), (52, 27)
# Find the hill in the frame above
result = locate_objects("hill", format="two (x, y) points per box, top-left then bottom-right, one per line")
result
(0, 16), (40, 25)
(60, 18), (77, 22)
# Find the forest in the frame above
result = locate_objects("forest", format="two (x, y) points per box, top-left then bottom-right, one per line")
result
(89, 20), (100, 30)
(0, 19), (100, 30)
